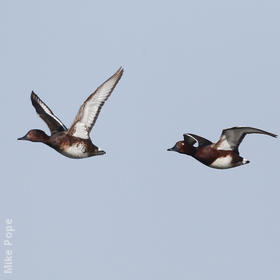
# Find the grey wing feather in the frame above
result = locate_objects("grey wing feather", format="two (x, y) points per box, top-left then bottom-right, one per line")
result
(31, 91), (67, 135)
(217, 126), (277, 151)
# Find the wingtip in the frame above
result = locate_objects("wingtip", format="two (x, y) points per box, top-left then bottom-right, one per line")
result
(31, 90), (38, 99)
(117, 66), (124, 75)
(106, 67), (124, 81)
(264, 131), (277, 138)
(110, 67), (124, 81)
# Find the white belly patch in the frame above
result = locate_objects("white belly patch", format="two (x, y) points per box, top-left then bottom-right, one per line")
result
(61, 143), (89, 159)
(210, 155), (233, 169)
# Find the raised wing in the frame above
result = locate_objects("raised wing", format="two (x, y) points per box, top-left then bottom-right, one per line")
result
(215, 126), (277, 151)
(184, 133), (212, 147)
(67, 68), (123, 139)
(31, 91), (67, 135)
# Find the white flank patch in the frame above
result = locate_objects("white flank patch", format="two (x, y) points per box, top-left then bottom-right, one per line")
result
(62, 143), (89, 159)
(210, 155), (233, 169)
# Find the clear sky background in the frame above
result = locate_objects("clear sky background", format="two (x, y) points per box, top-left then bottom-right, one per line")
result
(1, 0), (279, 279)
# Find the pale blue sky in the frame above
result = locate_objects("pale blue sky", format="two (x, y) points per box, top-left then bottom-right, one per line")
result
(1, 1), (279, 279)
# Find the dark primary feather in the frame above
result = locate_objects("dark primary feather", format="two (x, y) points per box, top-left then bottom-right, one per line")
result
(221, 126), (277, 151)
(31, 91), (67, 135)
(184, 133), (213, 147)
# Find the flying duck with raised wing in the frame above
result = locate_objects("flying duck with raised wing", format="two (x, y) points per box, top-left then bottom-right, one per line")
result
(168, 127), (277, 169)
(18, 68), (124, 158)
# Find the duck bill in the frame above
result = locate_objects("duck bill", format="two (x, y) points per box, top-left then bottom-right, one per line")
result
(167, 146), (177, 152)
(96, 150), (106, 156)
(17, 134), (28, 140)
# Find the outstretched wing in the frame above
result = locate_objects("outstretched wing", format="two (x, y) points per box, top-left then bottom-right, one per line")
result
(215, 126), (277, 152)
(184, 133), (213, 147)
(67, 68), (124, 139)
(31, 91), (67, 135)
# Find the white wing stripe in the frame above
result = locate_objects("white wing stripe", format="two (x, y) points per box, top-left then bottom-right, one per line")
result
(71, 68), (123, 139)
(185, 134), (198, 143)
(36, 95), (67, 129)
(216, 135), (232, 150)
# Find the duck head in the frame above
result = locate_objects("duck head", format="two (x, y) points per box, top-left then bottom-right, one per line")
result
(17, 129), (49, 143)
(167, 140), (196, 156)
(167, 141), (184, 152)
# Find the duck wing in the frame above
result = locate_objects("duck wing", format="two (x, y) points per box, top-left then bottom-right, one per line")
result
(215, 126), (277, 152)
(184, 133), (213, 147)
(67, 68), (123, 139)
(31, 91), (67, 135)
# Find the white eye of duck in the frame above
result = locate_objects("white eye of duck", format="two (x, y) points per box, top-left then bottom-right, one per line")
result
(181, 142), (184, 146)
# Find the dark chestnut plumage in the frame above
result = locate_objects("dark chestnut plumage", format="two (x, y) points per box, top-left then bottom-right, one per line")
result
(18, 68), (123, 158)
(168, 127), (277, 169)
